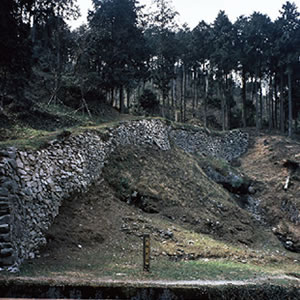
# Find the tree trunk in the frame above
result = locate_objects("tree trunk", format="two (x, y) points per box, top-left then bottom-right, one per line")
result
(250, 77), (255, 104)
(225, 75), (230, 130)
(53, 17), (62, 105)
(119, 86), (124, 113)
(172, 76), (177, 121)
(287, 66), (293, 137)
(110, 88), (114, 107)
(161, 91), (165, 118)
(268, 75), (273, 131)
(280, 71), (285, 133)
(271, 77), (275, 129)
(183, 67), (187, 122)
(180, 64), (186, 122)
(255, 72), (259, 132)
(31, 15), (37, 44)
(126, 88), (130, 111)
(219, 80), (225, 131)
(259, 79), (263, 129)
(172, 66), (177, 110)
(192, 69), (196, 118)
(204, 73), (209, 128)
(241, 68), (247, 128)
(274, 78), (279, 129)
(166, 88), (170, 119)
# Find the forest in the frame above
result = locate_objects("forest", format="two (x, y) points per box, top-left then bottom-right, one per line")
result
(0, 0), (299, 136)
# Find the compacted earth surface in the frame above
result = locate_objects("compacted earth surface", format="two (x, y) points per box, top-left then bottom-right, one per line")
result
(1, 121), (300, 296)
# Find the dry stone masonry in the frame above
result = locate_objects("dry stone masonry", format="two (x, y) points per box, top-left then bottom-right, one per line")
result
(0, 119), (248, 270)
(170, 126), (248, 161)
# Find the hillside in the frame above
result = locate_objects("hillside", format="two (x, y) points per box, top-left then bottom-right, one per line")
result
(240, 130), (300, 252)
(0, 103), (300, 285)
(3, 126), (299, 285)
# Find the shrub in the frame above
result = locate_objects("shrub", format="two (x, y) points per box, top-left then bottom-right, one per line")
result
(138, 89), (160, 115)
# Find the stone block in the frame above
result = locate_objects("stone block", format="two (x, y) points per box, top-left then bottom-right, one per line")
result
(0, 224), (10, 234)
(0, 255), (15, 266)
(0, 233), (10, 242)
(2, 180), (18, 193)
(18, 169), (27, 176)
(0, 207), (9, 216)
(16, 158), (24, 169)
(0, 215), (10, 224)
(0, 248), (13, 257)
(6, 158), (17, 169)
(0, 243), (12, 249)
(0, 188), (9, 197)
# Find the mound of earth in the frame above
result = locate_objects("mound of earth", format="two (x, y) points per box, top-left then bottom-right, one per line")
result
(102, 145), (274, 247)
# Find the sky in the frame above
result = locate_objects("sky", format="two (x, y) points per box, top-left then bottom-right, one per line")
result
(70, 0), (289, 29)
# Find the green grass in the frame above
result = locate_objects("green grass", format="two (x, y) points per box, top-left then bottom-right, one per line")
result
(0, 103), (168, 150)
(146, 259), (265, 281)
(9, 255), (296, 284)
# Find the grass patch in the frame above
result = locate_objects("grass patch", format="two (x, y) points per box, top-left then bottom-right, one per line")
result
(10, 254), (292, 283)
(148, 259), (265, 281)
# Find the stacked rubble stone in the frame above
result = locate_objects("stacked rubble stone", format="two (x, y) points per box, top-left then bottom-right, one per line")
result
(0, 148), (17, 270)
(0, 119), (248, 270)
(169, 127), (248, 161)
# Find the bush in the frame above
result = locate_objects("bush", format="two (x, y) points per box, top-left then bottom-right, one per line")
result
(139, 89), (160, 115)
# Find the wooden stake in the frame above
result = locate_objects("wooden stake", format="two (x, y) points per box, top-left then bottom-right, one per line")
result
(143, 234), (150, 272)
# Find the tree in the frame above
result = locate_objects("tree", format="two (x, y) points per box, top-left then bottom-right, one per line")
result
(276, 1), (300, 136)
(192, 21), (212, 127)
(146, 0), (179, 118)
(247, 12), (272, 131)
(0, 0), (32, 107)
(211, 11), (237, 130)
(88, 0), (149, 113)
(0, 0), (80, 109)
(176, 25), (194, 121)
(139, 89), (160, 115)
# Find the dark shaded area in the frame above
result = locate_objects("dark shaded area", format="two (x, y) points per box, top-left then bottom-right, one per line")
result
(1, 281), (300, 300)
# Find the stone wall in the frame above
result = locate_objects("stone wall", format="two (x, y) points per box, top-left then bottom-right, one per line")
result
(170, 127), (248, 161)
(0, 119), (248, 270)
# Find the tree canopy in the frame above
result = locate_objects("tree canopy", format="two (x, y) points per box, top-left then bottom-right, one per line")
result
(1, 0), (299, 135)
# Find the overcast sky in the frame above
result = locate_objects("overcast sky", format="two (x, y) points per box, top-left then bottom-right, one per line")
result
(70, 0), (289, 29)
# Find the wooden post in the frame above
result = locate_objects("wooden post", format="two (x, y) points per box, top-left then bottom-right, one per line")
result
(143, 234), (150, 272)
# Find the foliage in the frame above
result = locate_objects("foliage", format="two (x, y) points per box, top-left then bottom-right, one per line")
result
(138, 89), (160, 115)
(0, 0), (300, 136)
(88, 0), (149, 112)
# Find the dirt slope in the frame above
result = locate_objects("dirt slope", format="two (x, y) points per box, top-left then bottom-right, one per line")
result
(32, 142), (287, 271)
(239, 130), (300, 251)
(102, 145), (264, 245)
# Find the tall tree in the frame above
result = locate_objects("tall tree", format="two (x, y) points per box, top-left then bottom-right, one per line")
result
(247, 12), (272, 131)
(276, 1), (300, 137)
(146, 0), (179, 118)
(177, 25), (194, 121)
(211, 11), (236, 130)
(192, 21), (212, 127)
(88, 0), (148, 113)
(0, 0), (32, 107)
